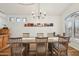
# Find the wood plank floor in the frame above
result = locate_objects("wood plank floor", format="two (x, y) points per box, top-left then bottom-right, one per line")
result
(28, 46), (79, 56)
(0, 46), (78, 56)
(68, 47), (79, 56)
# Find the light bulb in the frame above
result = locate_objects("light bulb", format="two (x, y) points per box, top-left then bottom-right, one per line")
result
(40, 9), (42, 12)
(32, 12), (34, 15)
(44, 12), (46, 16)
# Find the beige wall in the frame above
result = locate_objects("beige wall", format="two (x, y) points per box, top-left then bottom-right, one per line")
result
(7, 15), (63, 37)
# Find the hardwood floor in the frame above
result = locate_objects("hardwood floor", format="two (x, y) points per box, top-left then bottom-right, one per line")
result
(0, 46), (78, 56)
(28, 46), (79, 56)
(68, 47), (79, 56)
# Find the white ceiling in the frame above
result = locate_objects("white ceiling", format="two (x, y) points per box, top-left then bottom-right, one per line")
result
(0, 3), (72, 16)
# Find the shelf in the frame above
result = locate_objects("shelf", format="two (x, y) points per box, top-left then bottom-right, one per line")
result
(24, 23), (53, 27)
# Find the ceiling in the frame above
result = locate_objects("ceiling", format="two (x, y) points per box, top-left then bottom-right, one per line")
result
(0, 3), (73, 16)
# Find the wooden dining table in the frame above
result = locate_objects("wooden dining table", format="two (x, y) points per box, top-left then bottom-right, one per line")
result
(8, 37), (58, 43)
(8, 37), (67, 55)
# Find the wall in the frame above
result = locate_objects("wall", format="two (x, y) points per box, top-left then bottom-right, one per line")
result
(7, 15), (62, 37)
(62, 4), (79, 50)
(0, 12), (7, 28)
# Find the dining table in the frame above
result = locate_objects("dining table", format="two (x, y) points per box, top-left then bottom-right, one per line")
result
(8, 37), (67, 55)
(8, 37), (58, 43)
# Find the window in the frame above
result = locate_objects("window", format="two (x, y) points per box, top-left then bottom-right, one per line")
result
(65, 17), (73, 37)
(65, 11), (79, 38)
(16, 18), (22, 22)
(9, 17), (27, 22)
(74, 16), (79, 38)
(22, 18), (27, 22)
(9, 17), (15, 22)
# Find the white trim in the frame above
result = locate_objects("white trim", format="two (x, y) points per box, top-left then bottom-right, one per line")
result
(69, 42), (79, 51)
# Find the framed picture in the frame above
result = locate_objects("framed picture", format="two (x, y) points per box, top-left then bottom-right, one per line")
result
(50, 23), (53, 26)
(24, 23), (53, 27)
(22, 18), (27, 22)
(9, 17), (15, 22)
(16, 17), (22, 22)
(24, 24), (27, 27)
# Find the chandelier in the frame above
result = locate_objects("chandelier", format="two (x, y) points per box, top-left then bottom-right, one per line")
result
(31, 3), (46, 19)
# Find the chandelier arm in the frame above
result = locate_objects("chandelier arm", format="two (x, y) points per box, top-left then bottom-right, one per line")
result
(32, 3), (46, 19)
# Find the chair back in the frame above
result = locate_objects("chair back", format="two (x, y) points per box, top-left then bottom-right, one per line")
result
(52, 36), (70, 56)
(63, 33), (66, 36)
(53, 32), (56, 36)
(23, 33), (30, 38)
(35, 37), (48, 55)
(37, 33), (44, 37)
(9, 37), (23, 56)
(58, 36), (70, 50)
(47, 33), (55, 37)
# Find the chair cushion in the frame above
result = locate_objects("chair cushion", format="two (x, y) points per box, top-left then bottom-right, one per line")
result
(12, 47), (25, 53)
(53, 43), (66, 51)
(37, 45), (46, 53)
(29, 44), (36, 51)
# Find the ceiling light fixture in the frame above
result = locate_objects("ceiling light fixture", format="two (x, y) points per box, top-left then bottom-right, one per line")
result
(32, 3), (46, 19)
(19, 3), (46, 19)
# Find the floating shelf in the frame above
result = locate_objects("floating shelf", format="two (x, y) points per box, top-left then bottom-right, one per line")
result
(24, 23), (53, 27)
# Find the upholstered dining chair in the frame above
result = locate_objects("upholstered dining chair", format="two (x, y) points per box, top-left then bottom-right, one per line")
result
(9, 37), (25, 56)
(47, 33), (55, 55)
(37, 33), (44, 37)
(63, 33), (66, 36)
(23, 33), (36, 55)
(53, 32), (56, 37)
(47, 33), (55, 37)
(35, 37), (48, 56)
(23, 33), (30, 55)
(52, 36), (70, 56)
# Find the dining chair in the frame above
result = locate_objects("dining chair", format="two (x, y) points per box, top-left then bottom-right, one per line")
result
(23, 33), (36, 55)
(47, 32), (56, 37)
(53, 32), (56, 36)
(23, 33), (31, 55)
(37, 33), (44, 37)
(9, 37), (25, 56)
(35, 37), (48, 56)
(52, 36), (70, 56)
(47, 33), (55, 55)
(63, 33), (66, 36)
(47, 33), (54, 37)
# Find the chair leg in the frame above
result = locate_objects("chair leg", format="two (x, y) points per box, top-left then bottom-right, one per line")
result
(58, 50), (61, 56)
(46, 51), (48, 56)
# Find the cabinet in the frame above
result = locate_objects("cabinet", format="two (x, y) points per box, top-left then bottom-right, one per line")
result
(0, 28), (9, 35)
(0, 36), (3, 48)
(0, 28), (11, 55)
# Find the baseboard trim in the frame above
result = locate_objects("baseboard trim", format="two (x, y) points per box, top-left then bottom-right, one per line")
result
(69, 42), (79, 51)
